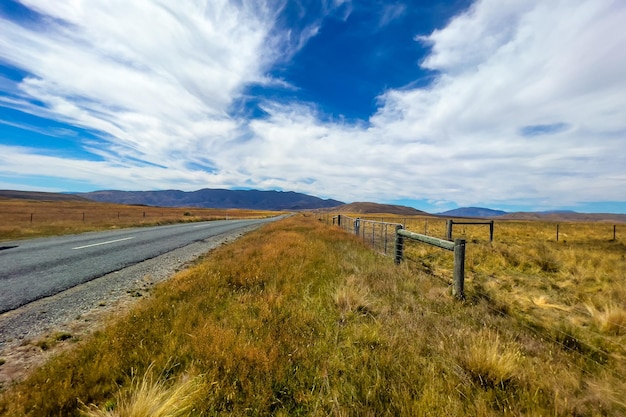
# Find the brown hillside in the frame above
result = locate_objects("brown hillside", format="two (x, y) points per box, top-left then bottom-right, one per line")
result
(0, 190), (89, 202)
(332, 202), (429, 216)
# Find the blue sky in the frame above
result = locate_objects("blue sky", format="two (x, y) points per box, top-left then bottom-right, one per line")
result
(0, 0), (625, 213)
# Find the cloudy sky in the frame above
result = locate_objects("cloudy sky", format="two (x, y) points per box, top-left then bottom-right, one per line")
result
(0, 0), (625, 213)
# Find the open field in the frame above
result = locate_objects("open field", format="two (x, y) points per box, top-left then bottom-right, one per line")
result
(1, 214), (625, 416)
(0, 199), (280, 241)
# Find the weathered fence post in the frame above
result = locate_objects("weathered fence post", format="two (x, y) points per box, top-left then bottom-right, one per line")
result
(614, 225), (617, 241)
(446, 219), (453, 241)
(337, 214), (342, 228)
(453, 238), (466, 300)
(384, 224), (388, 254)
(394, 225), (404, 265)
(556, 224), (559, 242)
(489, 220), (494, 242)
(354, 218), (360, 235)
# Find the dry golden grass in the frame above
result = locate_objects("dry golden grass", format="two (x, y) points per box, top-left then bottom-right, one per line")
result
(1, 215), (625, 416)
(585, 303), (626, 336)
(0, 199), (279, 241)
(458, 329), (522, 389)
(80, 365), (203, 417)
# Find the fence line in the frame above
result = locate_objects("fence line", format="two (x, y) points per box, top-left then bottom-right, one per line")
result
(396, 227), (466, 300)
(330, 214), (466, 300)
(322, 212), (626, 388)
(321, 213), (623, 301)
(446, 219), (494, 242)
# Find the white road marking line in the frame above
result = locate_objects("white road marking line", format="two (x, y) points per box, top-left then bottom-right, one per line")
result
(72, 237), (135, 250)
(192, 223), (217, 228)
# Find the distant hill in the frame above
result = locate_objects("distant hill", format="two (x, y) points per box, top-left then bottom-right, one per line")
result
(438, 207), (507, 218)
(500, 212), (626, 223)
(78, 189), (344, 211)
(0, 190), (89, 202)
(331, 202), (429, 216)
(436, 206), (626, 223)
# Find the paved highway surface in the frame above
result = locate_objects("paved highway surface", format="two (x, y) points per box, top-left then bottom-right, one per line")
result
(0, 217), (280, 314)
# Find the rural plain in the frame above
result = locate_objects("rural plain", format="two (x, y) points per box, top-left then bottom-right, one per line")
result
(0, 198), (625, 416)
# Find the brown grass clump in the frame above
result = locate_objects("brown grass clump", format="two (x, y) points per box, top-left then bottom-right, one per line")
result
(81, 365), (203, 417)
(459, 329), (522, 389)
(333, 274), (375, 321)
(585, 303), (626, 336)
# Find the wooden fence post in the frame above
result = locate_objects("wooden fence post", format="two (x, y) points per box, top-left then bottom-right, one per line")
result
(614, 225), (617, 241)
(394, 225), (404, 265)
(453, 238), (466, 300)
(383, 223), (388, 255)
(489, 220), (494, 242)
(446, 219), (453, 241)
(354, 218), (360, 235)
(337, 214), (341, 227)
(556, 224), (559, 242)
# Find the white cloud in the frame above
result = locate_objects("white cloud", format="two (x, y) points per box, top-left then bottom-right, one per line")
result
(370, 0), (626, 206)
(378, 3), (406, 28)
(0, 0), (274, 169)
(1, 0), (625, 209)
(0, 144), (237, 191)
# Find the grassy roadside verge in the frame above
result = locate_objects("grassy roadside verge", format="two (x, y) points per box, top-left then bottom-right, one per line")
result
(1, 215), (624, 416)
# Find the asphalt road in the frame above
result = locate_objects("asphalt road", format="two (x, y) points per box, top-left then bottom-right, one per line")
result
(0, 217), (280, 314)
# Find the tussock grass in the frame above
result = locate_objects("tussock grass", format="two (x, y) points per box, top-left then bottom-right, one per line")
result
(586, 303), (626, 336)
(81, 365), (203, 417)
(1, 215), (625, 416)
(458, 329), (522, 389)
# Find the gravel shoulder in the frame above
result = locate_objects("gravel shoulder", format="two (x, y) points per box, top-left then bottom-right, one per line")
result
(0, 224), (261, 388)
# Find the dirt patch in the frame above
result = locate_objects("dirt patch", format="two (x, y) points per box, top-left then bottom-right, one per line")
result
(0, 291), (138, 389)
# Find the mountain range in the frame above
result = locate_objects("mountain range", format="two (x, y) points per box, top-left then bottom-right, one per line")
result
(77, 189), (344, 211)
(2, 189), (625, 222)
(0, 189), (89, 201)
(437, 207), (507, 217)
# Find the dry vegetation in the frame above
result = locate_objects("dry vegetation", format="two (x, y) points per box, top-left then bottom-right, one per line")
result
(0, 199), (279, 241)
(1, 214), (625, 416)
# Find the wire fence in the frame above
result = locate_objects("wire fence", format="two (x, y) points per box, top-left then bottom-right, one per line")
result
(318, 211), (623, 244)
(0, 207), (274, 226)
(320, 211), (626, 394)
(330, 214), (401, 256)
